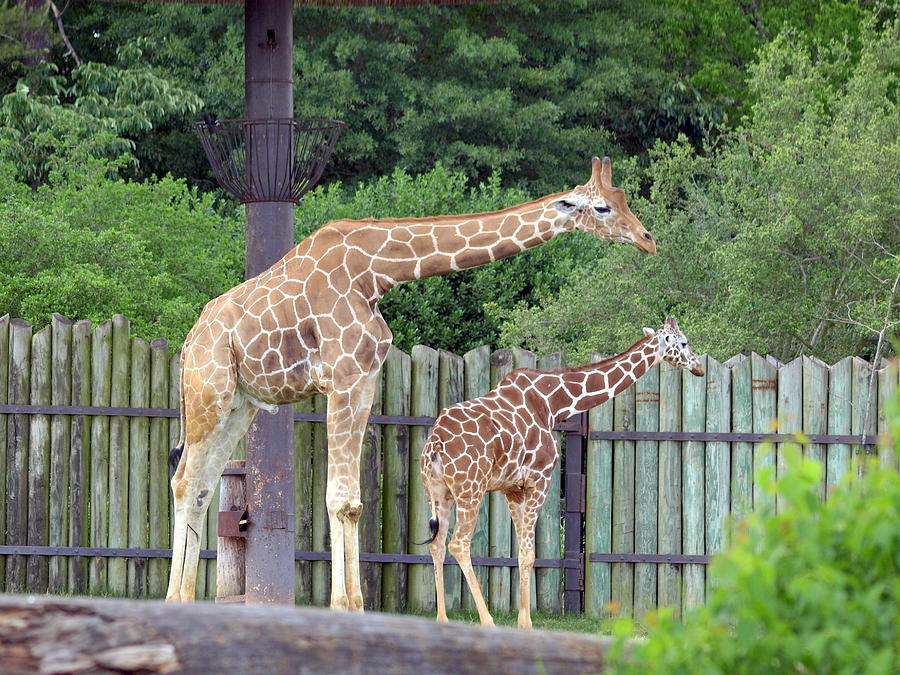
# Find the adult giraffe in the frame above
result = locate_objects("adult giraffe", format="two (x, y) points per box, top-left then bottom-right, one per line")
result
(166, 157), (655, 607)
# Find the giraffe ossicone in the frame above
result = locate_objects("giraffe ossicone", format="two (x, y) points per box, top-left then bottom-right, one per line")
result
(165, 157), (654, 608)
(419, 318), (703, 628)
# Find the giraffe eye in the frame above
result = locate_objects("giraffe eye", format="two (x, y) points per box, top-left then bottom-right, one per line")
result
(594, 205), (611, 215)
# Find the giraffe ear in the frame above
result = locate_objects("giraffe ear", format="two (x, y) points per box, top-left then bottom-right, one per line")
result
(642, 327), (655, 337)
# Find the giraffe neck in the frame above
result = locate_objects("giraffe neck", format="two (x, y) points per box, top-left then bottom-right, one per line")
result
(362, 194), (570, 291)
(547, 335), (660, 422)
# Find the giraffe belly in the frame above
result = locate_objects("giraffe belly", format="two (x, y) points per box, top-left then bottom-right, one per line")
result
(236, 352), (321, 405)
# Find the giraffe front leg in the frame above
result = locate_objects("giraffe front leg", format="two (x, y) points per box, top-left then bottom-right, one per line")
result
(325, 368), (381, 612)
(326, 480), (351, 611)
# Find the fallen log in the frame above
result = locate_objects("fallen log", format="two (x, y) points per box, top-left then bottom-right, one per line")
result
(0, 594), (614, 674)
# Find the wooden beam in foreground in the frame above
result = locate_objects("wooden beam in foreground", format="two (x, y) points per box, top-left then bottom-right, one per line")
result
(0, 594), (614, 674)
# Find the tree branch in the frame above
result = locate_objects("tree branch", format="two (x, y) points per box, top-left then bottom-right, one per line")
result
(49, 0), (80, 66)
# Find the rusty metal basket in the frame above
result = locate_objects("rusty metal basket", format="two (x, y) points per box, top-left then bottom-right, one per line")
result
(194, 117), (346, 203)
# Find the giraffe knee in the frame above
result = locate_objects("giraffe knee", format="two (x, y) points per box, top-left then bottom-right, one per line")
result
(520, 547), (536, 567)
(338, 500), (364, 524)
(448, 539), (468, 560)
(171, 476), (187, 501)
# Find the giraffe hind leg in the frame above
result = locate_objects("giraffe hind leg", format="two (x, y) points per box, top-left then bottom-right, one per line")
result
(166, 397), (258, 602)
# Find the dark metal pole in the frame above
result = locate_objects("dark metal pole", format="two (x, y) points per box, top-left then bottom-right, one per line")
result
(563, 414), (586, 613)
(243, 0), (295, 605)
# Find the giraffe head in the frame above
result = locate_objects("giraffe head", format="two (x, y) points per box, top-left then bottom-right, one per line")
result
(552, 157), (656, 254)
(642, 317), (704, 376)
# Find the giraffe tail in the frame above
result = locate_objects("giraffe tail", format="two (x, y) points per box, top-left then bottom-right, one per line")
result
(417, 441), (443, 546)
(417, 517), (440, 546)
(168, 354), (188, 475)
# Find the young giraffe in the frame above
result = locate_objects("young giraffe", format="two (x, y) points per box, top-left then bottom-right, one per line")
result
(166, 157), (656, 607)
(420, 317), (704, 628)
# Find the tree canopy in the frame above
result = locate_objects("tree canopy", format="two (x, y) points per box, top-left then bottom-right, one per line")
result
(0, 1), (894, 361)
(496, 22), (899, 363)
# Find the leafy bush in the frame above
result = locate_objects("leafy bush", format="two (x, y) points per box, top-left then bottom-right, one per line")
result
(607, 418), (900, 674)
(0, 156), (243, 343)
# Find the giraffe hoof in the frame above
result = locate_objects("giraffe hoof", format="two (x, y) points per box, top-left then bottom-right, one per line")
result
(330, 595), (350, 611)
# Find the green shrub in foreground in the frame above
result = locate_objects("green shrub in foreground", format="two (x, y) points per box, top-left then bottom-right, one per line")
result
(608, 443), (899, 674)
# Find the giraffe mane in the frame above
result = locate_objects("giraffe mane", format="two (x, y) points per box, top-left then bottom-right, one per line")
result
(548, 334), (655, 374)
(318, 193), (568, 230)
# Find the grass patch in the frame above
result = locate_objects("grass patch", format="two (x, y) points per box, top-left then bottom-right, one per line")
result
(431, 608), (616, 634)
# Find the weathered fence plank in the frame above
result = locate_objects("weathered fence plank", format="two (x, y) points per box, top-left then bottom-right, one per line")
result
(127, 338), (150, 597)
(438, 349), (465, 612)
(585, 349), (613, 618)
(535, 352), (563, 614)
(311, 393), (329, 606)
(7, 318), (32, 591)
(777, 357), (802, 513)
(69, 320), (92, 594)
(611, 376), (636, 617)
(148, 339), (170, 597)
(203, 470), (219, 599)
(89, 320), (112, 593)
(293, 398), (314, 605)
(0, 315), (8, 584)
(751, 353), (777, 511)
(408, 345), (440, 612)
(108, 315), (131, 595)
(48, 315), (73, 594)
(656, 361), (681, 618)
(851, 357), (877, 474)
(802, 357), (828, 501)
(381, 347), (410, 612)
(462, 345), (491, 612)
(360, 369), (384, 609)
(729, 354), (753, 522)
(216, 459), (246, 601)
(877, 362), (898, 469)
(827, 357), (852, 488)
(633, 363), (659, 617)
(26, 325), (51, 592)
(682, 355), (707, 613)
(704, 357), (730, 588)
(488, 349), (513, 612)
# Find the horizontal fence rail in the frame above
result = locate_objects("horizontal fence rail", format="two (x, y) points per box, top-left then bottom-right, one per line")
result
(0, 545), (579, 568)
(0, 404), (875, 444)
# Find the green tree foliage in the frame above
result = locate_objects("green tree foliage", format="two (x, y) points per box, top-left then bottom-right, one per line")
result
(607, 432), (899, 673)
(65, 1), (719, 192)
(0, 39), (202, 186)
(64, 1), (886, 192)
(497, 23), (900, 363)
(0, 155), (243, 341)
(296, 163), (606, 351)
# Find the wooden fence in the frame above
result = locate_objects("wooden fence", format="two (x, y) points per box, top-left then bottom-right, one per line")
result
(0, 314), (896, 618)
